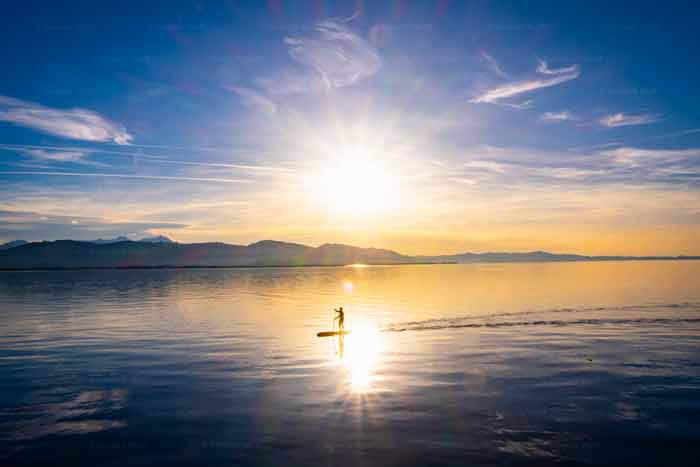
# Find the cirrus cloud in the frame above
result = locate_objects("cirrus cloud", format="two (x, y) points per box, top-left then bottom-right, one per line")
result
(599, 112), (663, 128)
(536, 59), (579, 75)
(540, 111), (578, 123)
(0, 95), (132, 144)
(283, 20), (381, 90)
(471, 59), (579, 104)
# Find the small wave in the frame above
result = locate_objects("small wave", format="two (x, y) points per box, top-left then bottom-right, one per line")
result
(381, 302), (700, 331)
(381, 316), (700, 333)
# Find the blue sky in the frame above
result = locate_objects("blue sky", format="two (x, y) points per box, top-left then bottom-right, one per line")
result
(1, 1), (699, 254)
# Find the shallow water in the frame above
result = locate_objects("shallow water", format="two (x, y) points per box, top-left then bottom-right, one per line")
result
(1, 262), (699, 466)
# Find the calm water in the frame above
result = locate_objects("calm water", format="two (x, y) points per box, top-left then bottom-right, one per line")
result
(1, 262), (699, 466)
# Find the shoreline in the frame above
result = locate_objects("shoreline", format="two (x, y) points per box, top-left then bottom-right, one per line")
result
(1, 256), (699, 272)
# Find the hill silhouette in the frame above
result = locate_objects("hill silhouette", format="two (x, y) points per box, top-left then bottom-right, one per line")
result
(0, 239), (697, 270)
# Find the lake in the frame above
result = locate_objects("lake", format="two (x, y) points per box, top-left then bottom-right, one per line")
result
(1, 261), (699, 466)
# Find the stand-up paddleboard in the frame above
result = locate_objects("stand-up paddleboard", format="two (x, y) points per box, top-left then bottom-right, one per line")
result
(317, 331), (351, 337)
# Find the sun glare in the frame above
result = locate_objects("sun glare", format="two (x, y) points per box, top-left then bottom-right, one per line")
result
(337, 324), (383, 392)
(316, 158), (397, 217)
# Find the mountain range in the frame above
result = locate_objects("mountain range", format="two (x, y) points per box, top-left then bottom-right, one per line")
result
(0, 238), (697, 270)
(73, 235), (174, 245)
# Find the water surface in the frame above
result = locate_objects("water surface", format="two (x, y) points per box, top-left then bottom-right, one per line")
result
(1, 262), (699, 465)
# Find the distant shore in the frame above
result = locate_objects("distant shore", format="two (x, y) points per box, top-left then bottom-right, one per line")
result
(1, 256), (699, 272)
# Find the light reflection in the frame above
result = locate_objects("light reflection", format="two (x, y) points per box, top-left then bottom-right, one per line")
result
(335, 324), (383, 392)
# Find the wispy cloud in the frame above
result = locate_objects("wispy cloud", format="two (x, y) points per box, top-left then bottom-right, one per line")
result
(498, 99), (533, 110)
(540, 111), (578, 123)
(599, 112), (663, 127)
(283, 20), (381, 90)
(21, 148), (91, 163)
(464, 160), (508, 173)
(257, 70), (324, 96)
(480, 51), (509, 79)
(0, 95), (132, 144)
(600, 147), (700, 164)
(536, 59), (579, 75)
(225, 86), (277, 115)
(0, 143), (295, 173)
(0, 171), (249, 184)
(455, 144), (700, 187)
(471, 59), (579, 104)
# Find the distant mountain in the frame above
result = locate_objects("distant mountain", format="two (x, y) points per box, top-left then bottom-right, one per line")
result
(0, 240), (415, 269)
(0, 240), (697, 270)
(85, 235), (174, 244)
(420, 251), (590, 263)
(89, 236), (130, 245)
(0, 240), (28, 250)
(139, 235), (174, 243)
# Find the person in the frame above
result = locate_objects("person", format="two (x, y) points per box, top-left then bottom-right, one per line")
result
(334, 307), (345, 332)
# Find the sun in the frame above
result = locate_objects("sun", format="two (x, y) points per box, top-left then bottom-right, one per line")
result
(316, 158), (397, 217)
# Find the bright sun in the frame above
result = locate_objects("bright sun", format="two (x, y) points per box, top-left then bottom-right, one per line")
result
(316, 158), (397, 217)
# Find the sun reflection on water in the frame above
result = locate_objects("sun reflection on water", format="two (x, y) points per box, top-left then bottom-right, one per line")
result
(336, 324), (383, 392)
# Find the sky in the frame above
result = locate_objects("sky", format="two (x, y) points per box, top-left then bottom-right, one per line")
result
(1, 0), (699, 255)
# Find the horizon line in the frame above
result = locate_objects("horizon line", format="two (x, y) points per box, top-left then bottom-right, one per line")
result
(2, 237), (699, 259)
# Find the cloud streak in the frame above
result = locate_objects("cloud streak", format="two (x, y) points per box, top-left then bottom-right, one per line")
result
(0, 144), (294, 173)
(20, 148), (92, 163)
(0, 95), (132, 144)
(599, 112), (663, 127)
(536, 59), (578, 75)
(226, 86), (277, 115)
(471, 72), (579, 104)
(454, 143), (700, 188)
(540, 111), (578, 123)
(471, 59), (579, 104)
(0, 171), (249, 184)
(600, 147), (700, 165)
(480, 51), (509, 79)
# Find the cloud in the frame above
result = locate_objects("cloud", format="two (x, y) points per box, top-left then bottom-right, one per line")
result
(284, 20), (381, 90)
(599, 112), (663, 127)
(257, 70), (325, 96)
(0, 95), (132, 144)
(464, 160), (508, 173)
(225, 86), (277, 115)
(536, 59), (579, 75)
(21, 148), (91, 163)
(0, 143), (294, 173)
(12, 147), (111, 168)
(596, 146), (700, 182)
(471, 61), (579, 104)
(540, 111), (578, 123)
(480, 51), (509, 79)
(498, 100), (533, 110)
(602, 147), (700, 159)
(0, 170), (249, 184)
(453, 143), (700, 187)
(600, 147), (700, 164)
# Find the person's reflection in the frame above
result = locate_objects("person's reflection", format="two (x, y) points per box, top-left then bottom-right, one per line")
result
(336, 333), (345, 359)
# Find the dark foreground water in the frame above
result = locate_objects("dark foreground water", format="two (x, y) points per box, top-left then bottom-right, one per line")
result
(1, 261), (699, 466)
